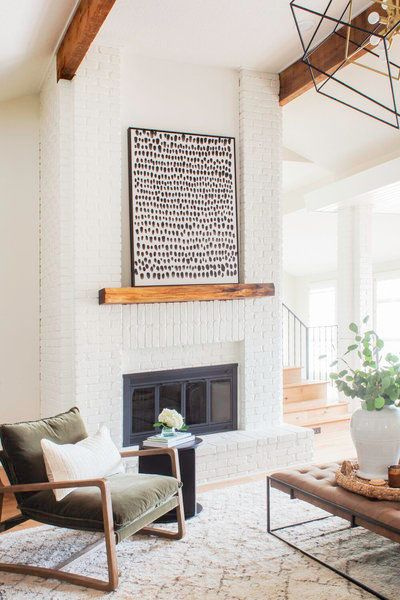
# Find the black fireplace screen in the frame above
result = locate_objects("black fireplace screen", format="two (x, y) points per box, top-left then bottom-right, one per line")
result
(123, 364), (237, 446)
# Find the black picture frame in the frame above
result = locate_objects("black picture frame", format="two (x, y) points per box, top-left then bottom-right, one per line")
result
(128, 127), (239, 287)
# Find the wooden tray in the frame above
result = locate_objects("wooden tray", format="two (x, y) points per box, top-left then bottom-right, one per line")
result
(335, 461), (400, 501)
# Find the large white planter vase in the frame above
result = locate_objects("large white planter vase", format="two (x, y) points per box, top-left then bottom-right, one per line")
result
(350, 405), (400, 480)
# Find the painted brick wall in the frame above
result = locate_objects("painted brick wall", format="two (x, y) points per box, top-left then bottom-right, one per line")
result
(337, 207), (373, 346)
(123, 342), (241, 379)
(40, 65), (75, 418)
(72, 47), (122, 438)
(337, 204), (373, 408)
(122, 301), (245, 350)
(40, 56), (311, 467)
(239, 70), (283, 430)
(40, 48), (123, 440)
(353, 205), (373, 322)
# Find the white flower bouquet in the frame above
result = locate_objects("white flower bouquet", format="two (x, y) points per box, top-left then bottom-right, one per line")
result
(154, 408), (188, 434)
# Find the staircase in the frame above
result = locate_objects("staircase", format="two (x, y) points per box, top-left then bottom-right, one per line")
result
(283, 366), (351, 434)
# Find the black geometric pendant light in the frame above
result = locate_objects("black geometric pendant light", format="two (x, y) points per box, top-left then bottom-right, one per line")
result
(290, 1), (400, 128)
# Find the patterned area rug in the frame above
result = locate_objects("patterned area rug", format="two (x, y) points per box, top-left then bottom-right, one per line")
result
(0, 480), (398, 599)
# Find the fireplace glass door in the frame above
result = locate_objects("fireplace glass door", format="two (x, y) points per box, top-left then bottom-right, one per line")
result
(123, 364), (237, 446)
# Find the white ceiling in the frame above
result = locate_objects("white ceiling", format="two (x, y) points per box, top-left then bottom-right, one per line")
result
(0, 0), (78, 103)
(97, 0), (302, 72)
(284, 210), (400, 277)
(283, 88), (400, 179)
(283, 160), (332, 195)
(304, 156), (400, 214)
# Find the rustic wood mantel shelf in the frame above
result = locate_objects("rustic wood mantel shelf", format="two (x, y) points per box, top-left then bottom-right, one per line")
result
(99, 283), (275, 305)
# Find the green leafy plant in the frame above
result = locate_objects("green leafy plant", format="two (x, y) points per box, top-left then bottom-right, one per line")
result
(322, 316), (400, 412)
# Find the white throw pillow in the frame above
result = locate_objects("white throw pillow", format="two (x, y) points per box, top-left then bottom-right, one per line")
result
(41, 425), (125, 501)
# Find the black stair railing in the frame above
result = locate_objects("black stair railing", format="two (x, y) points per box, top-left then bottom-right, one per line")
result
(282, 303), (337, 382)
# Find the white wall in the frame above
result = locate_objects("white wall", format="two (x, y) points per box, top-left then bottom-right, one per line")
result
(283, 209), (337, 278)
(283, 271), (297, 312)
(283, 210), (400, 280)
(286, 261), (400, 327)
(283, 271), (337, 325)
(283, 207), (400, 327)
(0, 95), (39, 423)
(120, 53), (239, 285)
(283, 270), (309, 322)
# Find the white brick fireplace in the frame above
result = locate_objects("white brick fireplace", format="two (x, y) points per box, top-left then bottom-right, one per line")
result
(40, 46), (313, 483)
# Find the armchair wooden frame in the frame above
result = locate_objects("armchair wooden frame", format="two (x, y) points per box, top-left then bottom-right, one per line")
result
(0, 447), (186, 592)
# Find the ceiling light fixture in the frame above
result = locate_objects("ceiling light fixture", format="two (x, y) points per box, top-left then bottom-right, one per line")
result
(290, 0), (400, 128)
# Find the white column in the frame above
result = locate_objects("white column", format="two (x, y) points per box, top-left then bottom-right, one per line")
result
(337, 204), (373, 408)
(40, 46), (123, 441)
(72, 46), (122, 440)
(239, 70), (283, 430)
(40, 67), (75, 418)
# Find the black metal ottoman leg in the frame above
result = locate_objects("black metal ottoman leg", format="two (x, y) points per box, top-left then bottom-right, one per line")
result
(266, 478), (389, 600)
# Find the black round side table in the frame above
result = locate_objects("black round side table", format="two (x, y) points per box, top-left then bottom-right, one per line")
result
(138, 436), (203, 522)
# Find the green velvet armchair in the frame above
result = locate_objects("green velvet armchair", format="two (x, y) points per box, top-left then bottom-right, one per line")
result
(0, 407), (186, 591)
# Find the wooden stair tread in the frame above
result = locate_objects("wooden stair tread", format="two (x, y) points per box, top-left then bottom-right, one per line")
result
(283, 366), (302, 371)
(284, 400), (348, 414)
(304, 413), (352, 427)
(283, 381), (329, 389)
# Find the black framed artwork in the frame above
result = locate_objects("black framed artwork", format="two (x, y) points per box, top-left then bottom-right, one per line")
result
(128, 127), (239, 286)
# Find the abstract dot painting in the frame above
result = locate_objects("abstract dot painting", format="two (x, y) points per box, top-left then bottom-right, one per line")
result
(128, 128), (239, 286)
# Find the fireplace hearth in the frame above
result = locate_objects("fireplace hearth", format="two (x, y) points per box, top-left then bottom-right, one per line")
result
(123, 364), (237, 446)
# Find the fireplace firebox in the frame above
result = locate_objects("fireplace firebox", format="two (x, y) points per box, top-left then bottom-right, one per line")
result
(123, 364), (237, 446)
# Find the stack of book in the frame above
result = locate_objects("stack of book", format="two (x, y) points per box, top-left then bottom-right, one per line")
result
(143, 431), (195, 448)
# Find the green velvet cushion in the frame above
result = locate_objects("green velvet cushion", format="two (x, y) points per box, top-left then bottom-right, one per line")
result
(0, 407), (87, 492)
(20, 472), (180, 532)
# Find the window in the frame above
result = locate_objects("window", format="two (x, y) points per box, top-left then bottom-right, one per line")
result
(309, 285), (336, 327)
(376, 278), (400, 357)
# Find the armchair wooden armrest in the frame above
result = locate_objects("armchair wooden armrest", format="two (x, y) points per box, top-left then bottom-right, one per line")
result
(0, 475), (111, 527)
(0, 477), (109, 496)
(0, 477), (113, 541)
(120, 447), (182, 481)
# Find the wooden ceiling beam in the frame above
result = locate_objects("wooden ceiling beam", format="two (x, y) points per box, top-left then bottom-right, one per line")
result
(57, 0), (117, 81)
(279, 2), (384, 106)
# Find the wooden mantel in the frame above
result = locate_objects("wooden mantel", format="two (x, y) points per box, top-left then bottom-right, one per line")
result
(99, 283), (275, 305)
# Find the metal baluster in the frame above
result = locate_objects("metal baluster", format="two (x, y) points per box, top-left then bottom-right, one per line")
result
(300, 325), (303, 373)
(318, 327), (321, 381)
(282, 304), (339, 384)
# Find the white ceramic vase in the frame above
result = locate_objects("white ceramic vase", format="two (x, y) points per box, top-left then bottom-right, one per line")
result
(350, 405), (400, 480)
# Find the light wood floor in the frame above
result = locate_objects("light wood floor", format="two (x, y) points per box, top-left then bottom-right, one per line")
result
(1, 428), (355, 534)
(313, 426), (355, 464)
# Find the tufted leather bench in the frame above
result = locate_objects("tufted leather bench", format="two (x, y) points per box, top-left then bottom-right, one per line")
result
(268, 462), (400, 544)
